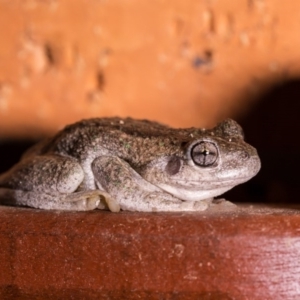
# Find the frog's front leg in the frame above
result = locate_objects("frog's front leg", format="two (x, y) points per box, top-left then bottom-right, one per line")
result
(92, 156), (209, 212)
(0, 155), (119, 211)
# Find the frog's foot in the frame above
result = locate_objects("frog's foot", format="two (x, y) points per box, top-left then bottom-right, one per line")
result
(63, 190), (120, 212)
(209, 198), (237, 211)
(0, 188), (120, 212)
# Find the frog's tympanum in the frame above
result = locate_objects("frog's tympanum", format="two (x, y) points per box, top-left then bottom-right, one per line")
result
(0, 118), (260, 212)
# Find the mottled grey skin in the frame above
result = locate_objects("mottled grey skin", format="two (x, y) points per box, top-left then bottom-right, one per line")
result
(0, 118), (261, 212)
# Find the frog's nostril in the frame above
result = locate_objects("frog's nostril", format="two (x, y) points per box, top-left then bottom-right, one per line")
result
(239, 151), (250, 160)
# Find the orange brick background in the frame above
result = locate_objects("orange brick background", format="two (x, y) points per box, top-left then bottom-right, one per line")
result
(0, 0), (300, 138)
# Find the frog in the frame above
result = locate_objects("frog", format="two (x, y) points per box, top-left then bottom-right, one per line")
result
(0, 117), (261, 212)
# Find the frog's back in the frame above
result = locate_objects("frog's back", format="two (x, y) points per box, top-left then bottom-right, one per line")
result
(37, 118), (176, 159)
(52, 117), (173, 142)
(22, 117), (199, 166)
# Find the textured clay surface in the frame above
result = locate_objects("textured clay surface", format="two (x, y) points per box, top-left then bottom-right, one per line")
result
(0, 0), (300, 137)
(0, 204), (300, 299)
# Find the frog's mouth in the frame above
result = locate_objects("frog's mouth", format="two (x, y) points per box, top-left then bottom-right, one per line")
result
(173, 176), (252, 188)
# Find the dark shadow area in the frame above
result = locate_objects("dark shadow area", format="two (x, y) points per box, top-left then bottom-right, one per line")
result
(224, 79), (300, 204)
(0, 140), (36, 173)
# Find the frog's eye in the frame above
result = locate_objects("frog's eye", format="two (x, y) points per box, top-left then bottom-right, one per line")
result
(191, 141), (218, 167)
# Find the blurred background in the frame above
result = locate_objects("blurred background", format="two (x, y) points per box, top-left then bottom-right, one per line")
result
(0, 0), (299, 204)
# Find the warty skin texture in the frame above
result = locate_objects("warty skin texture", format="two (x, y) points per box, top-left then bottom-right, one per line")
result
(0, 117), (261, 212)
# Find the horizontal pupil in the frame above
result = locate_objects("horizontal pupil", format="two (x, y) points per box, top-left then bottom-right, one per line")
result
(194, 151), (214, 157)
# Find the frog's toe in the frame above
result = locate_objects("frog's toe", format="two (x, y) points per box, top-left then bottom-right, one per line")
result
(85, 195), (101, 210)
(97, 191), (120, 212)
(192, 200), (209, 211)
(86, 190), (120, 212)
(63, 190), (120, 212)
(70, 196), (99, 210)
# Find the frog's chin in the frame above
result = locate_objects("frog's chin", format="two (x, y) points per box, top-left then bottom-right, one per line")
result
(156, 183), (235, 202)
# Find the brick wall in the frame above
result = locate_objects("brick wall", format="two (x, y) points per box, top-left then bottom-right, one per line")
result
(0, 0), (300, 138)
